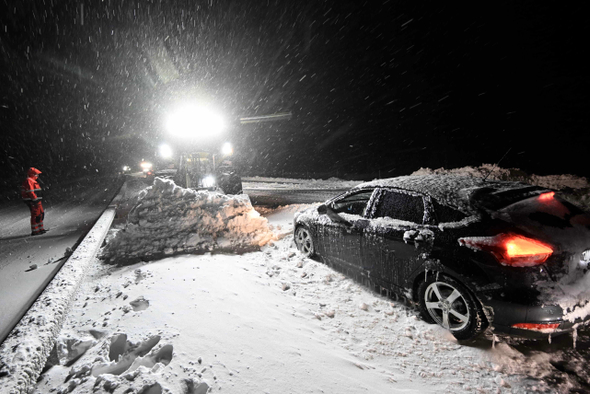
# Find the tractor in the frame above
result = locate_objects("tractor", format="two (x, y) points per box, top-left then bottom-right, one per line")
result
(173, 146), (242, 195)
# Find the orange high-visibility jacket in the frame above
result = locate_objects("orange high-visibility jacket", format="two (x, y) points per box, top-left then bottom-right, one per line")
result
(21, 167), (43, 202)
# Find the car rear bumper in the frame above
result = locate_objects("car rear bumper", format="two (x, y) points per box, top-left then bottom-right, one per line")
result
(484, 298), (590, 339)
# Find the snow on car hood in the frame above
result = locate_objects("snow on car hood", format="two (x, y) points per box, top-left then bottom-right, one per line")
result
(100, 177), (276, 264)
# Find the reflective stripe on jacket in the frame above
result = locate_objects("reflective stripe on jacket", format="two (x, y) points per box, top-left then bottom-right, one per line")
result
(21, 177), (42, 202)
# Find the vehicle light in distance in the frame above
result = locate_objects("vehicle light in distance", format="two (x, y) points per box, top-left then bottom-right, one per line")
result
(140, 161), (153, 172)
(458, 233), (553, 267)
(202, 175), (216, 188)
(511, 322), (560, 332)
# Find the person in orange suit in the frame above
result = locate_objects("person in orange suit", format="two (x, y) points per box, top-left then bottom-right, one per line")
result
(21, 167), (47, 236)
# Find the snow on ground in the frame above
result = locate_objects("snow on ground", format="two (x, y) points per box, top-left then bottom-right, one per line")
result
(31, 168), (590, 393)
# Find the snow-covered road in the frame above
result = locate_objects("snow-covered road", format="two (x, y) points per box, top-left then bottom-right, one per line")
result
(27, 171), (590, 393)
(0, 176), (123, 343)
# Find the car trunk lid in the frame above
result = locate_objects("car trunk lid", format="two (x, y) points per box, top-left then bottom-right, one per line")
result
(496, 192), (590, 278)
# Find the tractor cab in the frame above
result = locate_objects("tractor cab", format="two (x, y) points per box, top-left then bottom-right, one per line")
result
(174, 149), (242, 195)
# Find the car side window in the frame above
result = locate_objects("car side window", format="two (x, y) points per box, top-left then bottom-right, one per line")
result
(432, 199), (466, 223)
(374, 190), (424, 223)
(330, 189), (374, 216)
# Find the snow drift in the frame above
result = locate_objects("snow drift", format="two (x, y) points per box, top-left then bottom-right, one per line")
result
(100, 178), (275, 265)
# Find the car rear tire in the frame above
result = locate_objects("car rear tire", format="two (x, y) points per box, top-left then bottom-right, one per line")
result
(294, 226), (315, 258)
(418, 274), (487, 341)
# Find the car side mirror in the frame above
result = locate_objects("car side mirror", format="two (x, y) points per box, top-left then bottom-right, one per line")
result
(317, 204), (328, 214)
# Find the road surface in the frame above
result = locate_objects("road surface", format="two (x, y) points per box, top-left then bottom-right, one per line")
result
(0, 175), (124, 343)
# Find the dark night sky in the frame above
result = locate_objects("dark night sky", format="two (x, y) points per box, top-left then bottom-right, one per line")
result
(1, 1), (589, 192)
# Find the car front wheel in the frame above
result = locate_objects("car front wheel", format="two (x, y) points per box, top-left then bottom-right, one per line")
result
(418, 275), (487, 341)
(294, 226), (315, 258)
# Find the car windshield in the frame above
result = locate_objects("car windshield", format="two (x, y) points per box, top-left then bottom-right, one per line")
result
(330, 189), (374, 216)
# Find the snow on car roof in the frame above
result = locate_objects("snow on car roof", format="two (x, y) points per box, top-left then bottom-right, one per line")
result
(354, 175), (545, 213)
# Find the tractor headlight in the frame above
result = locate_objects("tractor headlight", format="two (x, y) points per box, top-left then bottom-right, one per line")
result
(166, 104), (225, 140)
(202, 175), (216, 188)
(221, 142), (233, 156)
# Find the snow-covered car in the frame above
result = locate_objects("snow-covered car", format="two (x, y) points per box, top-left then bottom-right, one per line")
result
(293, 175), (590, 341)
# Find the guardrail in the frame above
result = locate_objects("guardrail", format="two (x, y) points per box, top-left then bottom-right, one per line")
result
(0, 207), (117, 394)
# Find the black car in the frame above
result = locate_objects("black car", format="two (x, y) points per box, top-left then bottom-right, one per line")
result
(293, 175), (590, 340)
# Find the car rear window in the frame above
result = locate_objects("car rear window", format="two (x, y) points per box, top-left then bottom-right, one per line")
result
(499, 192), (586, 228)
(373, 190), (424, 223)
(471, 185), (547, 211)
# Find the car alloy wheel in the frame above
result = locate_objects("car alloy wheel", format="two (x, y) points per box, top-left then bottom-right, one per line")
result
(419, 275), (487, 341)
(295, 226), (315, 258)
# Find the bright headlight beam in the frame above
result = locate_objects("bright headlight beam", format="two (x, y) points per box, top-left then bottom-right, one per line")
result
(221, 142), (233, 156)
(202, 175), (216, 188)
(159, 143), (173, 159)
(166, 104), (225, 139)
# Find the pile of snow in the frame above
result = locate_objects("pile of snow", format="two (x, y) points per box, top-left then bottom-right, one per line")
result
(101, 178), (275, 265)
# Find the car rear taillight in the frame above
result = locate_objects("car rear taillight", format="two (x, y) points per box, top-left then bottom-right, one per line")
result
(512, 323), (560, 332)
(538, 191), (555, 201)
(459, 233), (553, 267)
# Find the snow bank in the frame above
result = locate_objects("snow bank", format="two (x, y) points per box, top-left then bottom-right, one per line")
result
(100, 178), (276, 265)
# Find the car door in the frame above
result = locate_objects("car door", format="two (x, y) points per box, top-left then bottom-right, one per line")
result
(317, 189), (375, 272)
(362, 188), (434, 290)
